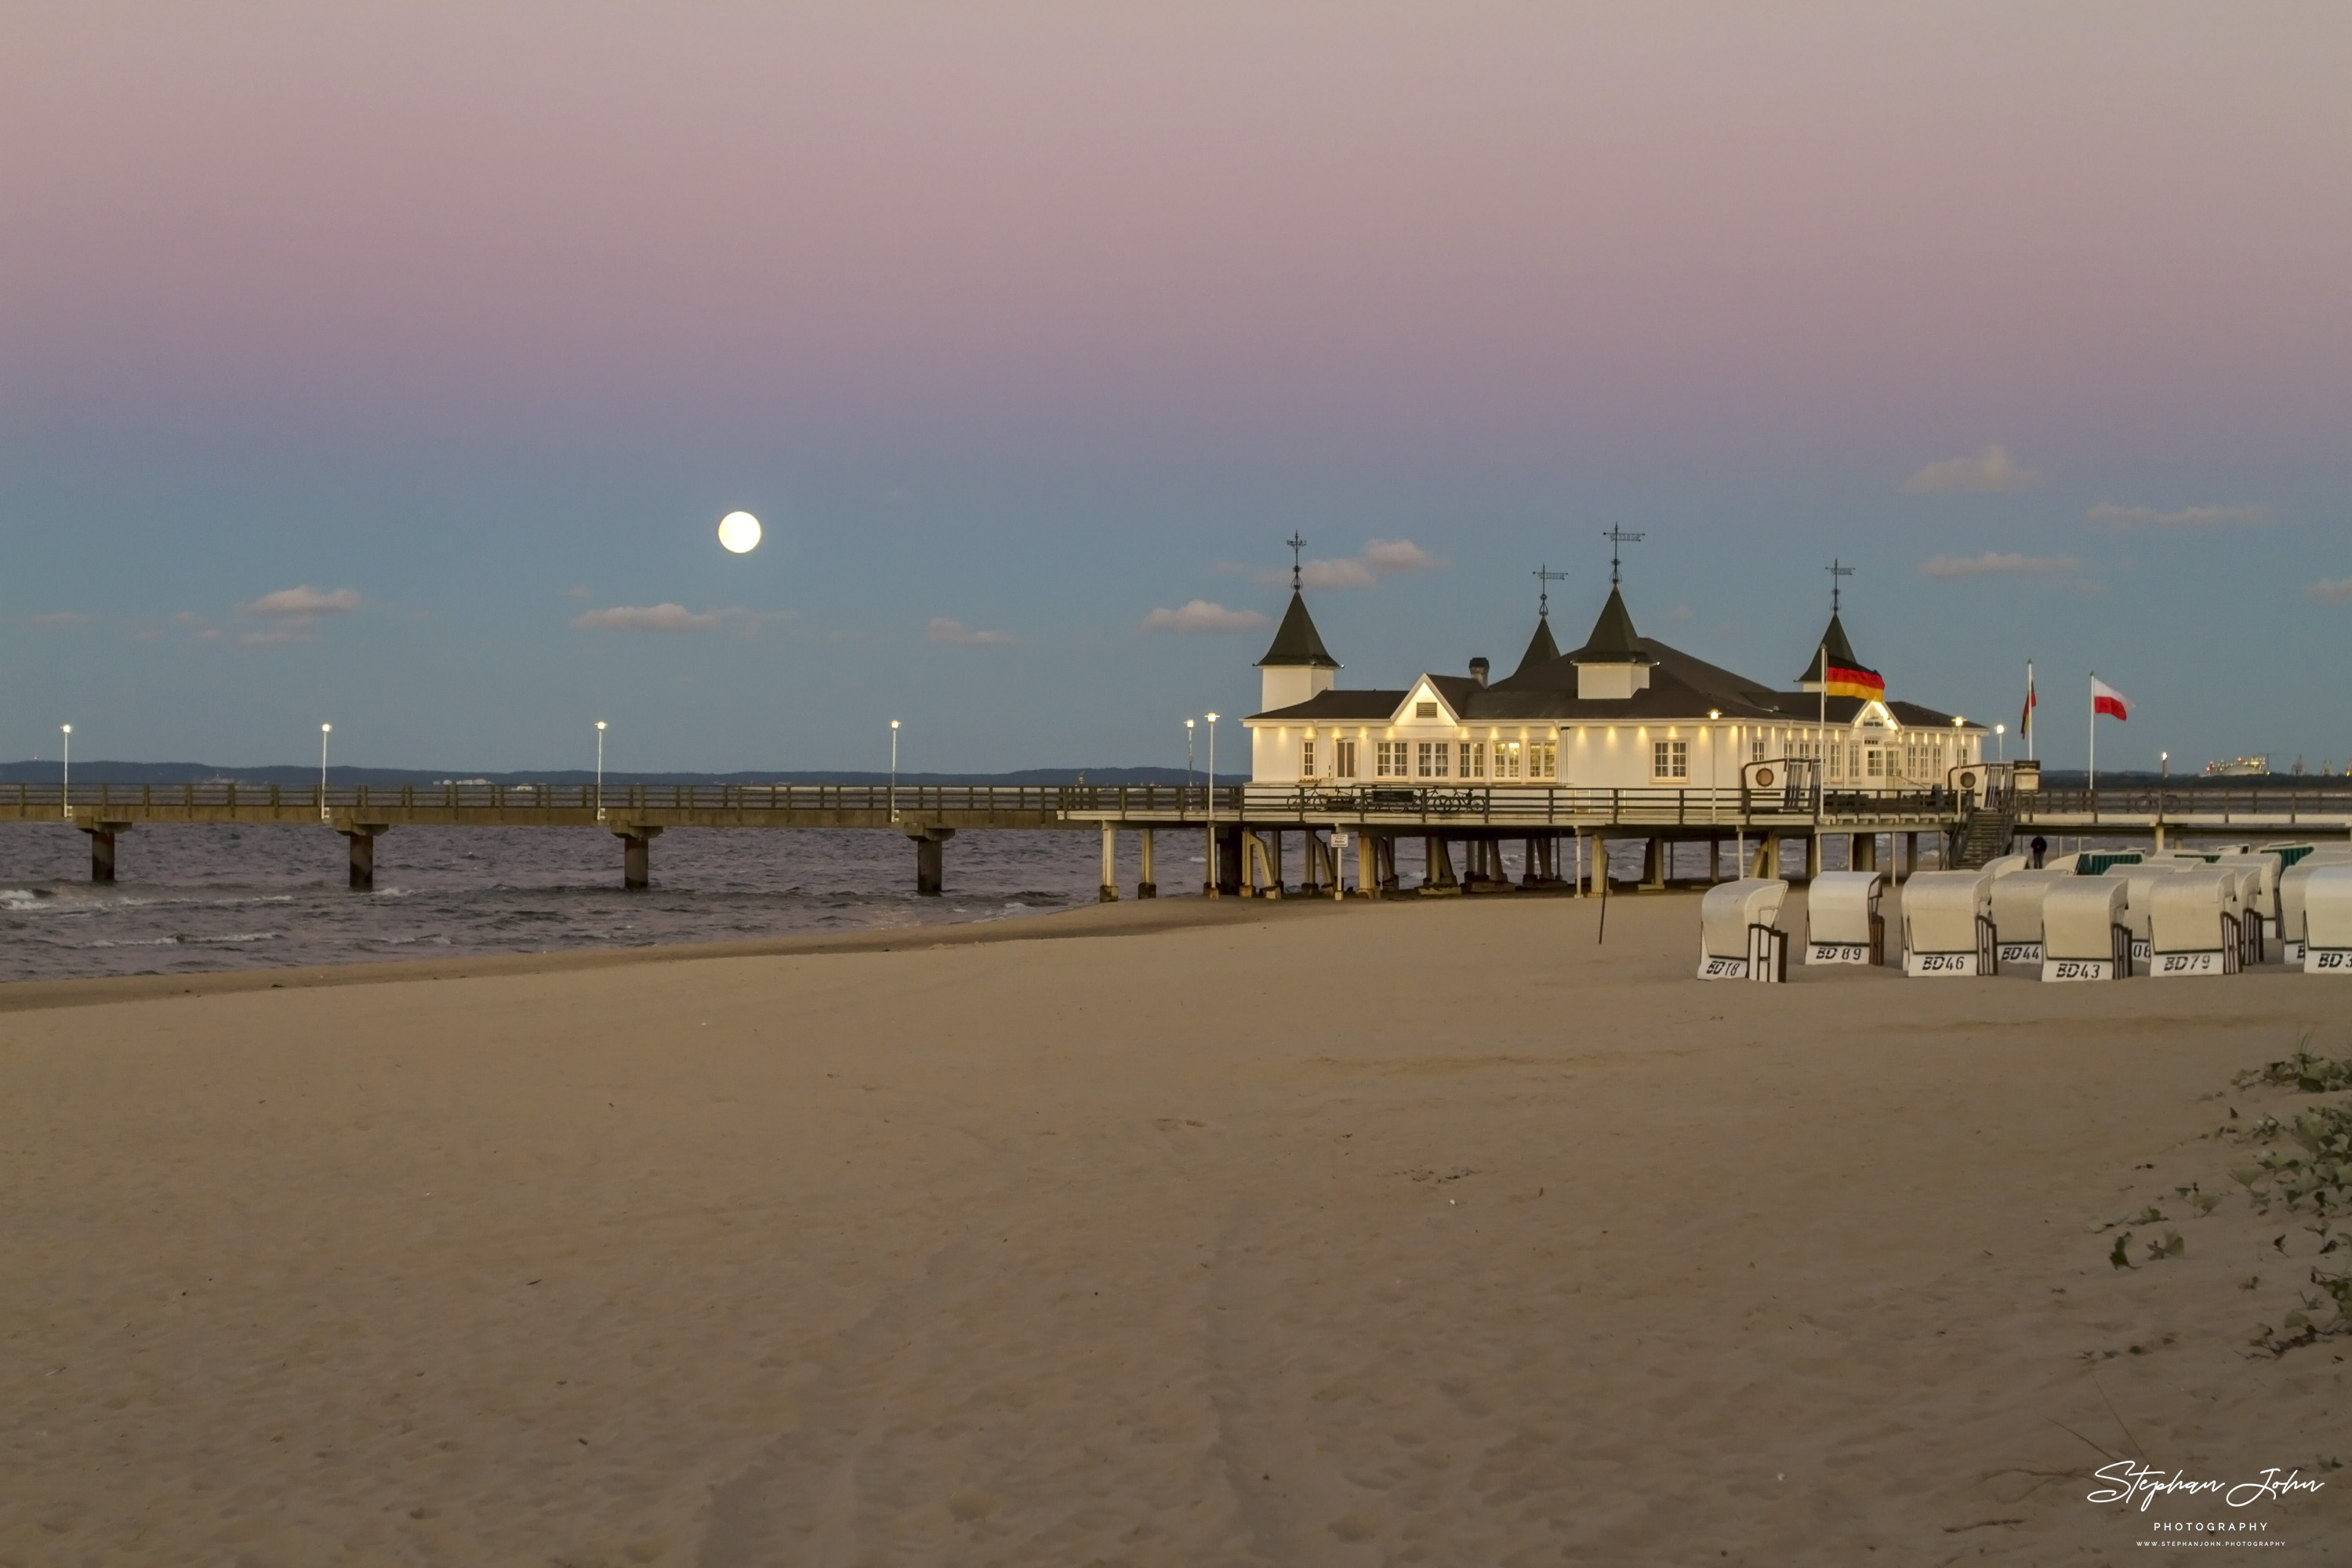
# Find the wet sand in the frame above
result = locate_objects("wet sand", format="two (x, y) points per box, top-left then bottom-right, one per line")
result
(4, 890), (2347, 1563)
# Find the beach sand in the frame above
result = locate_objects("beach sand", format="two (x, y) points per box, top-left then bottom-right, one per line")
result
(4, 890), (2348, 1564)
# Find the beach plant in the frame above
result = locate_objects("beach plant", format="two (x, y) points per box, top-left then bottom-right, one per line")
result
(2232, 1047), (2352, 1095)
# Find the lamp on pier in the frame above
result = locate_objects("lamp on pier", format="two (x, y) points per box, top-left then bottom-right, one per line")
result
(320, 723), (332, 822)
(595, 720), (608, 821)
(60, 724), (71, 819)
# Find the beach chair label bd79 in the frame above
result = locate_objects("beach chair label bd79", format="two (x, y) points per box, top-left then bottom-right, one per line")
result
(2153, 949), (2223, 976)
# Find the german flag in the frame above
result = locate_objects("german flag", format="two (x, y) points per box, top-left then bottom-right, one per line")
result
(1823, 662), (1886, 701)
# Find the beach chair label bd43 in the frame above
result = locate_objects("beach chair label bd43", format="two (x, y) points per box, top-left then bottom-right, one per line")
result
(2039, 879), (2131, 982)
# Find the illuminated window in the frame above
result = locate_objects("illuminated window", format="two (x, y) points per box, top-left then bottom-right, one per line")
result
(1417, 741), (1448, 778)
(1494, 741), (1522, 779)
(1461, 742), (1482, 778)
(1415, 700), (1438, 718)
(1376, 741), (1406, 778)
(1532, 742), (1556, 778)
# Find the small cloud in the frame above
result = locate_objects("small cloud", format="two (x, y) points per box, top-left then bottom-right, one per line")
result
(1904, 445), (2037, 494)
(1918, 551), (2080, 581)
(30, 612), (91, 628)
(1666, 604), (1693, 621)
(572, 603), (740, 632)
(241, 585), (361, 621)
(926, 616), (1020, 648)
(238, 629), (310, 646)
(1252, 537), (1440, 590)
(566, 584), (594, 600)
(2085, 501), (2267, 531)
(1142, 600), (1272, 634)
(1362, 539), (1436, 575)
(2306, 579), (2352, 604)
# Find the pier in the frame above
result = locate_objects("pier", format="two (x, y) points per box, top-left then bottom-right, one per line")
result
(7, 778), (2344, 898)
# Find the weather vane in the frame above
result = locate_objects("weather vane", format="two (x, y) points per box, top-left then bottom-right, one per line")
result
(1826, 558), (1856, 614)
(1287, 532), (1307, 591)
(1533, 563), (1570, 615)
(1602, 524), (1644, 588)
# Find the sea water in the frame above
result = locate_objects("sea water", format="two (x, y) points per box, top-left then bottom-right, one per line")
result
(0, 823), (1129, 982)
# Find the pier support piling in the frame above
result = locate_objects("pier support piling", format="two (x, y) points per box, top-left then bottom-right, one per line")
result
(1138, 829), (1156, 898)
(906, 825), (955, 896)
(1098, 822), (1120, 902)
(81, 825), (121, 883)
(614, 825), (662, 890)
(339, 826), (387, 890)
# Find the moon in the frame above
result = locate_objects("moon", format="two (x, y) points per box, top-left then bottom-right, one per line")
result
(717, 511), (762, 554)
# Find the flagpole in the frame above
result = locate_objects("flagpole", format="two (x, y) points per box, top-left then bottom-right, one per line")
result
(2026, 659), (2035, 762)
(2088, 670), (2096, 796)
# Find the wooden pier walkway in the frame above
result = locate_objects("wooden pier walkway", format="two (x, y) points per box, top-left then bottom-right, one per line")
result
(2, 780), (2343, 898)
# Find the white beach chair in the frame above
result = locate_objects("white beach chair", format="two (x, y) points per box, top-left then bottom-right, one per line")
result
(2147, 869), (2242, 977)
(1988, 869), (2070, 969)
(1698, 878), (1789, 982)
(2042, 880), (2131, 981)
(2303, 866), (2352, 975)
(1899, 869), (1994, 977)
(1804, 871), (1884, 965)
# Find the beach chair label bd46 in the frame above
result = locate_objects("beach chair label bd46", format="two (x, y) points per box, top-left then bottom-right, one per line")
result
(1899, 869), (1995, 978)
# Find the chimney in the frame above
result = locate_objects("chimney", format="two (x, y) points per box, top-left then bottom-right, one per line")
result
(1468, 656), (1490, 687)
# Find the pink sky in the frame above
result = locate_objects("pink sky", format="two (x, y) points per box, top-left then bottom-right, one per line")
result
(6, 3), (2347, 463)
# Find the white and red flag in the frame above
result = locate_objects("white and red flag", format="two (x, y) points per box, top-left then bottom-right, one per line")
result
(2091, 677), (2132, 721)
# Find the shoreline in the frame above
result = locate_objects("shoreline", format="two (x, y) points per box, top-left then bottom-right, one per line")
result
(0, 889), (1368, 1014)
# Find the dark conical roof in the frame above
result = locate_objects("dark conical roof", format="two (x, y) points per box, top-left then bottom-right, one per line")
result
(1797, 612), (1869, 682)
(1572, 587), (1651, 664)
(1256, 591), (1339, 668)
(1512, 612), (1560, 677)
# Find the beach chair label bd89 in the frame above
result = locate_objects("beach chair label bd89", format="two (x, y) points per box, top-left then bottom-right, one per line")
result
(1808, 942), (1870, 965)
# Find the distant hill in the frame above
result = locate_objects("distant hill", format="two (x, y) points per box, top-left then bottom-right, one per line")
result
(0, 760), (1196, 788)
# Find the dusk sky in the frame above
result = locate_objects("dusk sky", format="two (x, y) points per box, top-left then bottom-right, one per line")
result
(5, 3), (2347, 775)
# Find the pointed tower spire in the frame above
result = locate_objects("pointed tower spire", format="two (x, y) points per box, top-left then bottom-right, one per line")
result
(1796, 561), (1875, 685)
(1256, 591), (1338, 670)
(1512, 563), (1569, 676)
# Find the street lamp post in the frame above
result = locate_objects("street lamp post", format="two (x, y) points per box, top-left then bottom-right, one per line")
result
(1996, 723), (2005, 764)
(1203, 712), (1219, 897)
(1185, 718), (1196, 797)
(60, 724), (71, 820)
(320, 724), (332, 822)
(595, 721), (608, 821)
(889, 720), (901, 822)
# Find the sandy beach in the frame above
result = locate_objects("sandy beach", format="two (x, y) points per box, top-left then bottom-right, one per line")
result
(5, 891), (2348, 1564)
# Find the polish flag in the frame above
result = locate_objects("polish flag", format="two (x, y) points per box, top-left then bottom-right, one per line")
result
(2092, 677), (2132, 721)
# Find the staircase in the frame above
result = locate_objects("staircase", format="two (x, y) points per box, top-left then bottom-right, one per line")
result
(1949, 808), (2016, 869)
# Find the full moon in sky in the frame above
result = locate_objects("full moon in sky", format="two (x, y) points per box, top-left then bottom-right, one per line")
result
(717, 511), (762, 554)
